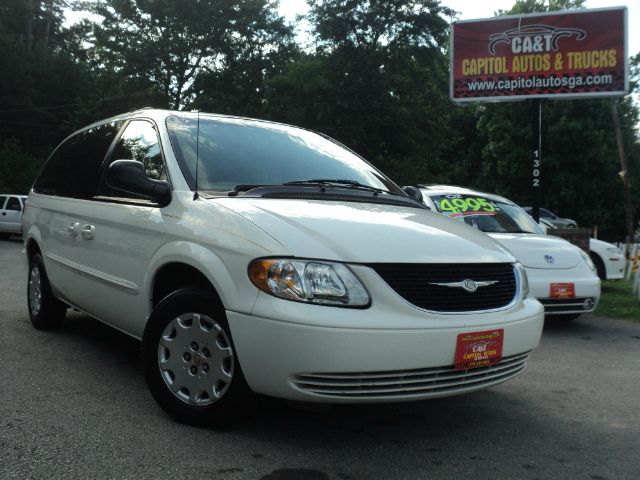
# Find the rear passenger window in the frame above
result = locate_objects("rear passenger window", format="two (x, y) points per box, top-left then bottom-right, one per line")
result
(0, 196), (7, 209)
(6, 197), (22, 211)
(34, 121), (122, 199)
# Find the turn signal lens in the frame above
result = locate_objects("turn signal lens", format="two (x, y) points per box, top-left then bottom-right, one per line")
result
(248, 258), (369, 307)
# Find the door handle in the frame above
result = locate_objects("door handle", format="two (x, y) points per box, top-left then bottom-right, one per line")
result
(80, 224), (95, 240)
(66, 222), (81, 236)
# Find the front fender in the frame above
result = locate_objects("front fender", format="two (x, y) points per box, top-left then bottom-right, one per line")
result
(144, 241), (260, 320)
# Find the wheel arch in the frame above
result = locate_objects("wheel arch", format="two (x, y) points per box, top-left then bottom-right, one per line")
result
(589, 250), (606, 280)
(152, 262), (219, 308)
(144, 241), (259, 320)
(26, 237), (42, 259)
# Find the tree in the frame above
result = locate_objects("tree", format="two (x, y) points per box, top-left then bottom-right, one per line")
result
(190, 0), (297, 117)
(0, 0), (92, 160)
(89, 0), (293, 110)
(264, 0), (459, 183)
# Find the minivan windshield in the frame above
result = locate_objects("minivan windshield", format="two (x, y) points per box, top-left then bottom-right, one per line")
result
(430, 194), (544, 234)
(166, 115), (404, 195)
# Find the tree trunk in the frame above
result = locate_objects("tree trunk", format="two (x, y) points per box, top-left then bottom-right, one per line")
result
(611, 98), (635, 254)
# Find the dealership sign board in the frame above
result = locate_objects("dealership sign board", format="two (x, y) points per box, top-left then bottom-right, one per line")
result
(451, 8), (628, 102)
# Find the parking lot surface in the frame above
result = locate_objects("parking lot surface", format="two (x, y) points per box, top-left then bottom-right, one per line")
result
(1, 238), (639, 479)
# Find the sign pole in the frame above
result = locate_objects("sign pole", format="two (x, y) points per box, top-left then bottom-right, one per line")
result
(532, 99), (541, 223)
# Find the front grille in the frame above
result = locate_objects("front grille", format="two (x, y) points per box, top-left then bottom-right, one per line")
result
(369, 263), (517, 312)
(292, 352), (530, 399)
(540, 297), (595, 313)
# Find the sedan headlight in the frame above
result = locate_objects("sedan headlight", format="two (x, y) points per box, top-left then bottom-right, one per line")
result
(248, 258), (370, 307)
(515, 262), (529, 298)
(606, 247), (622, 254)
(579, 249), (597, 273)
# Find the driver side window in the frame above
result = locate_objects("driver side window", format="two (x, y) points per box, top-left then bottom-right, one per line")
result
(99, 120), (166, 199)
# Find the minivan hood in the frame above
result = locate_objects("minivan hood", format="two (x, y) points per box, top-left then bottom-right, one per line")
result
(216, 198), (515, 263)
(488, 233), (580, 269)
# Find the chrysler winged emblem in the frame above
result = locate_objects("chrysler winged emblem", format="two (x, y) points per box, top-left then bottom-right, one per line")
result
(430, 279), (499, 293)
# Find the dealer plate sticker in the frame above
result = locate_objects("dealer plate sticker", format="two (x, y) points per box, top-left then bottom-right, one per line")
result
(455, 329), (504, 371)
(550, 283), (575, 299)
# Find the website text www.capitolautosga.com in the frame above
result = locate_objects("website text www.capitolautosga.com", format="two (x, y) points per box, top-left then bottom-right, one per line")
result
(465, 73), (614, 93)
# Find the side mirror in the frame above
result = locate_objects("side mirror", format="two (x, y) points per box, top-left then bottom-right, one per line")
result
(106, 159), (171, 207)
(403, 185), (424, 204)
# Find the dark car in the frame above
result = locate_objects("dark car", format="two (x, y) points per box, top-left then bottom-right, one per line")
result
(523, 207), (577, 229)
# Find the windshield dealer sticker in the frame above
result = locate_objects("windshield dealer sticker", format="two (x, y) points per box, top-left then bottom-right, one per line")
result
(435, 195), (499, 217)
(455, 329), (504, 370)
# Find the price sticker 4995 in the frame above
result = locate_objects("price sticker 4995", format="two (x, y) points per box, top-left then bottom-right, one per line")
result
(437, 196), (497, 215)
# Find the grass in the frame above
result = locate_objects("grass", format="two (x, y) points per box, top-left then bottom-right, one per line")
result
(595, 279), (640, 321)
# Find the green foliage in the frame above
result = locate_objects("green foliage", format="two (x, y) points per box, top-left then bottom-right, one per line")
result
(596, 280), (640, 322)
(190, 0), (297, 116)
(0, 0), (637, 242)
(264, 0), (459, 184)
(0, 138), (41, 193)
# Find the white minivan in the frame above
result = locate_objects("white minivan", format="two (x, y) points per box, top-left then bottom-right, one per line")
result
(23, 109), (544, 426)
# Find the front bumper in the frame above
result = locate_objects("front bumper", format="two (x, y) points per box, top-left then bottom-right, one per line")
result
(227, 296), (544, 403)
(526, 266), (601, 315)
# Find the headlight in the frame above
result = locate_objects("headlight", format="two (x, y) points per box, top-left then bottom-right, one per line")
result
(579, 249), (597, 272)
(606, 247), (621, 254)
(515, 262), (529, 298)
(248, 258), (370, 307)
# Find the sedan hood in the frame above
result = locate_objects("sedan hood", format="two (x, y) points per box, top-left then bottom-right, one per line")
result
(216, 198), (515, 264)
(488, 233), (580, 269)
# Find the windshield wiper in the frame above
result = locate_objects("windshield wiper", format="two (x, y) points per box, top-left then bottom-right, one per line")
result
(228, 184), (272, 196)
(284, 179), (389, 194)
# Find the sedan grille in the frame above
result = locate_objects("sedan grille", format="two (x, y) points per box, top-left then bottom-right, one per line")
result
(368, 263), (517, 312)
(292, 352), (530, 399)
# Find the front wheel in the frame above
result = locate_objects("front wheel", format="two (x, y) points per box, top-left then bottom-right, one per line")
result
(142, 288), (249, 427)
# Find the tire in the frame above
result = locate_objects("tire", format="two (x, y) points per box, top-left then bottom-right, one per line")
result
(27, 253), (67, 329)
(142, 288), (250, 427)
(590, 252), (606, 280)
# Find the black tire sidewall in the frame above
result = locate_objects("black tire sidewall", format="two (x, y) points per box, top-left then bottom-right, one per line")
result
(142, 288), (249, 427)
(589, 252), (606, 281)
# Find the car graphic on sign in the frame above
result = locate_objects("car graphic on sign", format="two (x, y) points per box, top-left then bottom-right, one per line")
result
(488, 24), (587, 55)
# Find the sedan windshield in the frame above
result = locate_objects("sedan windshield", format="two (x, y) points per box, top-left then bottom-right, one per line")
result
(430, 194), (544, 234)
(166, 115), (403, 195)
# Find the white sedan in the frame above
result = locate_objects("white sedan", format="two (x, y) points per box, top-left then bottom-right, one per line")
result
(538, 219), (626, 280)
(421, 185), (601, 320)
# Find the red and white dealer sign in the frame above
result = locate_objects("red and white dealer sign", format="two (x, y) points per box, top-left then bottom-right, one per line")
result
(451, 7), (628, 102)
(455, 329), (504, 370)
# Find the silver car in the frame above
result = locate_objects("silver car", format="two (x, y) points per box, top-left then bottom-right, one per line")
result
(0, 194), (26, 239)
